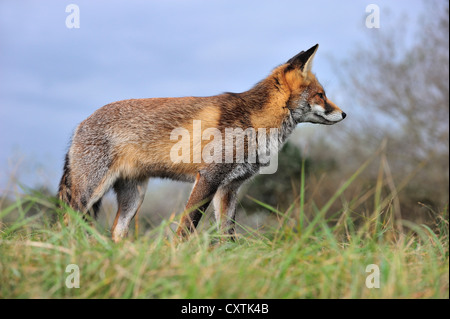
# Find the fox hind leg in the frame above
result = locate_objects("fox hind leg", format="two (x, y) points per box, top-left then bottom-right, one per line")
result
(111, 178), (149, 243)
(60, 164), (114, 225)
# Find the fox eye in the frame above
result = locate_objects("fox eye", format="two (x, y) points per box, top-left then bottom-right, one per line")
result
(317, 92), (325, 100)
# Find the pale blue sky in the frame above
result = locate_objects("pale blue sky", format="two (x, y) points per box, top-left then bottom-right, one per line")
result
(0, 0), (425, 191)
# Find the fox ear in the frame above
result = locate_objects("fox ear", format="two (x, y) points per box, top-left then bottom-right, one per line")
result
(286, 44), (319, 77)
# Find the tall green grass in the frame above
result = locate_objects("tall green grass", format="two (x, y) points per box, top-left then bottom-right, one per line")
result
(0, 152), (448, 299)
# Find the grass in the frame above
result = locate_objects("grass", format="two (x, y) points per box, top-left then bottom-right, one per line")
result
(0, 154), (448, 299)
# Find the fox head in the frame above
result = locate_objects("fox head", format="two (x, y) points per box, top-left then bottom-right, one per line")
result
(283, 44), (346, 125)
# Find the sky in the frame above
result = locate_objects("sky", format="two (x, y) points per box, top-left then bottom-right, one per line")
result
(0, 0), (425, 192)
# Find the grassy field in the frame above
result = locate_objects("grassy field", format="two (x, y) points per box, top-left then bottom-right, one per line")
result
(0, 157), (448, 299)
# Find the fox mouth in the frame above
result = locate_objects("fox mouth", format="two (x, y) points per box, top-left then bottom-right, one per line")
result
(314, 112), (346, 125)
(314, 114), (338, 125)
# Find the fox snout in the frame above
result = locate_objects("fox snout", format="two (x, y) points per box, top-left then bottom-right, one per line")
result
(310, 103), (346, 125)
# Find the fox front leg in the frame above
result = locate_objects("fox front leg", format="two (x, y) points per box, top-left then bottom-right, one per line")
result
(176, 172), (220, 238)
(212, 182), (241, 241)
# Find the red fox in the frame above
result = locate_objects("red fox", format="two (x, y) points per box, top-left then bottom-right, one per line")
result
(58, 44), (346, 242)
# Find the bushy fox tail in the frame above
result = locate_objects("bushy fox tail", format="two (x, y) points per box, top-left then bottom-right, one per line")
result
(58, 153), (72, 207)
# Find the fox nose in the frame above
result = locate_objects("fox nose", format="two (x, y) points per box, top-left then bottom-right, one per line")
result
(342, 112), (347, 119)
